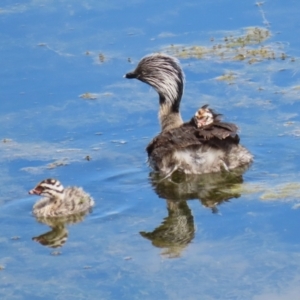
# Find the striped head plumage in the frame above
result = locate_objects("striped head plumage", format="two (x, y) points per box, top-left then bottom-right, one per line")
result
(193, 104), (220, 128)
(29, 178), (94, 218)
(125, 53), (184, 112)
(29, 178), (64, 199)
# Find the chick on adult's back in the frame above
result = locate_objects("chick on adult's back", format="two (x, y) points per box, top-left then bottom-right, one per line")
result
(29, 178), (94, 218)
(125, 53), (253, 176)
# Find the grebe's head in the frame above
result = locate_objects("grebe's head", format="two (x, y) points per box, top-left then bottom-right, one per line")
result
(194, 105), (221, 128)
(125, 53), (184, 111)
(29, 178), (64, 198)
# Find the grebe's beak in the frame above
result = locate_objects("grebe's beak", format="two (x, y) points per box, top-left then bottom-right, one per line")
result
(124, 72), (137, 79)
(28, 188), (42, 195)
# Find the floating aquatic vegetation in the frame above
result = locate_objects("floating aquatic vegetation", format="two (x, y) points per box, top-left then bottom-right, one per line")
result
(163, 27), (286, 65)
(216, 71), (237, 82)
(1, 138), (12, 143)
(99, 53), (105, 63)
(79, 92), (98, 100)
(225, 27), (270, 47)
(220, 182), (265, 196)
(47, 159), (69, 169)
(221, 181), (300, 205)
(83, 266), (92, 269)
(260, 182), (300, 200)
(79, 92), (113, 100)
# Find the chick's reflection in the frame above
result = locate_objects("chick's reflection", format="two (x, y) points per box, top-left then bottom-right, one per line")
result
(141, 167), (248, 257)
(32, 211), (91, 248)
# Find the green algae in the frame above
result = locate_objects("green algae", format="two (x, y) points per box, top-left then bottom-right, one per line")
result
(163, 27), (284, 65)
(260, 182), (300, 200)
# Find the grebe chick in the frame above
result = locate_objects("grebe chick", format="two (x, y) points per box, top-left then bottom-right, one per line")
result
(193, 104), (216, 128)
(29, 179), (94, 218)
(187, 104), (238, 140)
(125, 53), (253, 176)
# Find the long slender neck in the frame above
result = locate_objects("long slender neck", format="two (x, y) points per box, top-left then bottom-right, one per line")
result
(159, 94), (183, 132)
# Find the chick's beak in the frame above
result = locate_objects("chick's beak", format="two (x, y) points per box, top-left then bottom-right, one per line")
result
(28, 188), (41, 195)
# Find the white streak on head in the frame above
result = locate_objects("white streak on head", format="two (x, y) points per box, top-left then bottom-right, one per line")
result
(31, 178), (64, 199)
(132, 53), (184, 110)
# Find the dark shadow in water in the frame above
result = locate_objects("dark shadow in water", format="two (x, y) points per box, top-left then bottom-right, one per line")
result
(140, 166), (250, 258)
(140, 199), (195, 258)
(32, 210), (92, 248)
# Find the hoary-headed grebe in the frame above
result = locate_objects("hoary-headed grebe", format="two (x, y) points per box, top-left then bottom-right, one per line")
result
(125, 53), (252, 176)
(29, 178), (94, 218)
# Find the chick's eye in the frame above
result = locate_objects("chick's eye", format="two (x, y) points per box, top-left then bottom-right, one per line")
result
(35, 186), (44, 193)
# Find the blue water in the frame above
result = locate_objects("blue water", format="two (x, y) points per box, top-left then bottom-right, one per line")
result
(1, 0), (300, 299)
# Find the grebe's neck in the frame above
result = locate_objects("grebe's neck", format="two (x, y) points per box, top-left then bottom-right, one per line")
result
(158, 94), (183, 132)
(124, 53), (185, 131)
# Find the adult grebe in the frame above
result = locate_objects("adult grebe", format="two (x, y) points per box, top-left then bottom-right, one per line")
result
(125, 53), (252, 176)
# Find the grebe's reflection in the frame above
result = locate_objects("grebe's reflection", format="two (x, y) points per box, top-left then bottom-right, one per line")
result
(32, 210), (91, 248)
(141, 166), (249, 257)
(141, 200), (194, 258)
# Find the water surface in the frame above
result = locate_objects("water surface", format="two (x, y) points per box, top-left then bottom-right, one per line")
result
(1, 1), (300, 299)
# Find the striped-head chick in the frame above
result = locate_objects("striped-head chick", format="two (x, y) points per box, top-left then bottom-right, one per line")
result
(29, 179), (64, 199)
(193, 104), (217, 128)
